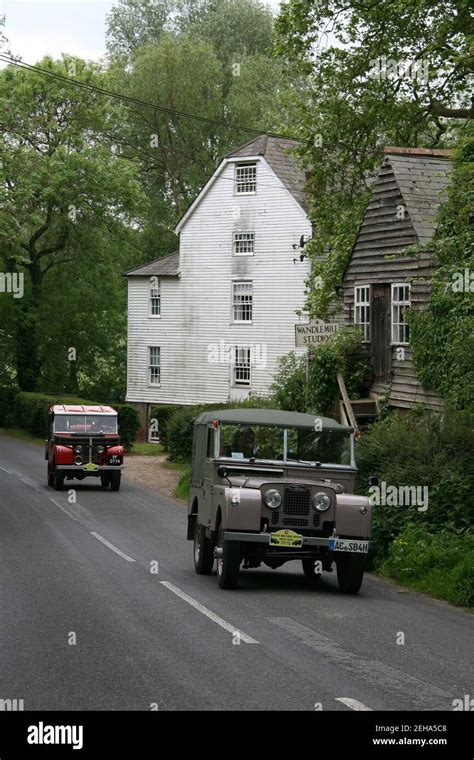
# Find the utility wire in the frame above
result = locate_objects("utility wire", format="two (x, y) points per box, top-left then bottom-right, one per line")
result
(0, 53), (308, 145)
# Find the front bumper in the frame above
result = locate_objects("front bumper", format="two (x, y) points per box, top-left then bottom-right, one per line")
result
(224, 531), (371, 551)
(56, 465), (123, 472)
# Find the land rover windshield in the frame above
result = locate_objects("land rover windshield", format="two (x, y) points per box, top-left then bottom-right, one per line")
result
(54, 415), (118, 435)
(216, 423), (352, 466)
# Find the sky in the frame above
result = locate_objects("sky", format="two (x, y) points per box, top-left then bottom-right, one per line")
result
(0, 0), (282, 65)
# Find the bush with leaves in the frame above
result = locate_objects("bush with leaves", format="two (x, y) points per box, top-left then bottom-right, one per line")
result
(0, 385), (19, 427)
(270, 328), (371, 415)
(381, 525), (474, 607)
(356, 406), (474, 567)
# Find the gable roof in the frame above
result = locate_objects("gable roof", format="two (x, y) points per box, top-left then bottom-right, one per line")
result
(125, 251), (180, 277)
(225, 135), (308, 212)
(383, 147), (453, 244)
(175, 134), (309, 232)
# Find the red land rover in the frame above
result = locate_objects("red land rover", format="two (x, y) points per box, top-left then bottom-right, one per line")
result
(45, 405), (124, 491)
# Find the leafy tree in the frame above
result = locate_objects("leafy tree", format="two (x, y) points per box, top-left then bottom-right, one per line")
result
(186, 0), (275, 93)
(106, 0), (178, 58)
(275, 0), (472, 316)
(106, 1), (289, 261)
(107, 33), (225, 260)
(0, 56), (146, 391)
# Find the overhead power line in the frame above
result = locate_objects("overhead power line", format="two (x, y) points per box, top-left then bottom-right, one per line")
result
(0, 54), (307, 145)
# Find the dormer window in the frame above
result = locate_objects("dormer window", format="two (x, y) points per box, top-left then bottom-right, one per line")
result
(235, 163), (257, 194)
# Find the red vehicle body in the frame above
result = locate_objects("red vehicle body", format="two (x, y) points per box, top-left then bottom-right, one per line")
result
(46, 405), (124, 491)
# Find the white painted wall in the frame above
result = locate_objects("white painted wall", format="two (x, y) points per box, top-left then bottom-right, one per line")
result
(126, 156), (312, 406)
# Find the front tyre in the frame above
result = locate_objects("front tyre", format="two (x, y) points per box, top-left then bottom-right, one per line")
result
(54, 471), (64, 491)
(47, 463), (54, 488)
(110, 472), (121, 491)
(100, 474), (111, 489)
(193, 522), (214, 575)
(217, 528), (240, 590)
(336, 553), (366, 594)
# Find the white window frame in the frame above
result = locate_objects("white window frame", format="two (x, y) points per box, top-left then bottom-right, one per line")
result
(149, 277), (161, 317)
(148, 346), (161, 385)
(391, 283), (411, 345)
(232, 281), (253, 323)
(233, 346), (251, 387)
(233, 231), (255, 257)
(235, 163), (257, 194)
(354, 285), (371, 342)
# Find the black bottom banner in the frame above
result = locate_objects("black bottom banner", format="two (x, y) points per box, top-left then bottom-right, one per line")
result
(0, 710), (472, 758)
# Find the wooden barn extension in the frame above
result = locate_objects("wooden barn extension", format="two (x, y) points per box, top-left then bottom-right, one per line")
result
(342, 147), (453, 413)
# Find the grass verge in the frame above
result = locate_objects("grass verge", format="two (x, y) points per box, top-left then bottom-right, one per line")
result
(173, 468), (191, 502)
(379, 525), (474, 607)
(0, 427), (44, 446)
(129, 442), (164, 456)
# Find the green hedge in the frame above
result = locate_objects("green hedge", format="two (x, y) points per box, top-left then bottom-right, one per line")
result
(355, 406), (474, 567)
(7, 391), (139, 449)
(0, 386), (20, 427)
(113, 403), (140, 450)
(165, 397), (274, 463)
(149, 403), (183, 447)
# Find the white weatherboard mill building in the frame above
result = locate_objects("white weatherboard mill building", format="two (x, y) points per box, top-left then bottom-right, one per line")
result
(125, 135), (312, 437)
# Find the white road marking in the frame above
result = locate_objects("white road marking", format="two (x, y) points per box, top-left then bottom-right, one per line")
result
(50, 498), (80, 522)
(160, 581), (259, 644)
(269, 617), (451, 709)
(17, 475), (42, 493)
(336, 697), (372, 711)
(90, 532), (136, 562)
(0, 465), (42, 492)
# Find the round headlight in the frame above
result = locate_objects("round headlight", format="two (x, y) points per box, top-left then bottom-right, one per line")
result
(74, 456), (83, 466)
(97, 445), (105, 454)
(312, 492), (331, 512)
(264, 489), (282, 509)
(74, 445), (82, 454)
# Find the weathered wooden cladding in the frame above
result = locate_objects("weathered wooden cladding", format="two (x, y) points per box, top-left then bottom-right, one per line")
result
(342, 150), (452, 411)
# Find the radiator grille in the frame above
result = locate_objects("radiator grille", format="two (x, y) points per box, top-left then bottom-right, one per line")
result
(283, 486), (311, 516)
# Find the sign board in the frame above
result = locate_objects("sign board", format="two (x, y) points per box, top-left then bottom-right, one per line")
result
(295, 319), (339, 348)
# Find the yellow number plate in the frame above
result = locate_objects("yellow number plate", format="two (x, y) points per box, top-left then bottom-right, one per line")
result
(83, 463), (99, 472)
(269, 530), (303, 548)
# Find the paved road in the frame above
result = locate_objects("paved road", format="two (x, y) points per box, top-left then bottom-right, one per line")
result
(0, 435), (472, 711)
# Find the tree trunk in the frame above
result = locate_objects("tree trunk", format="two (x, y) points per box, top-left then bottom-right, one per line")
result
(15, 259), (42, 392)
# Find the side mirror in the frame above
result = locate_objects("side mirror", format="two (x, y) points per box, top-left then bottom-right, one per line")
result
(368, 475), (379, 487)
(217, 466), (228, 479)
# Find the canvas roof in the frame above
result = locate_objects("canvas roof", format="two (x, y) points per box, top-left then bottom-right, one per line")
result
(51, 405), (117, 415)
(194, 408), (351, 431)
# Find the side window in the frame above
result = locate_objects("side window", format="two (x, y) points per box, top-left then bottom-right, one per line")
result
(391, 283), (410, 344)
(206, 428), (215, 458)
(354, 285), (370, 341)
(149, 276), (161, 316)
